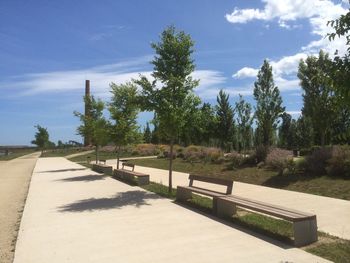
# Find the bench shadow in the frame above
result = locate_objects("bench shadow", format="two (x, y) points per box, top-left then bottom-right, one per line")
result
(262, 173), (316, 188)
(56, 174), (107, 182)
(58, 190), (162, 213)
(38, 168), (87, 173)
(172, 201), (293, 250)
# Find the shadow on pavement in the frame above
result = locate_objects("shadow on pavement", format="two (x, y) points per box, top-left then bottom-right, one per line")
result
(58, 190), (162, 212)
(38, 168), (87, 173)
(173, 201), (293, 250)
(56, 174), (107, 182)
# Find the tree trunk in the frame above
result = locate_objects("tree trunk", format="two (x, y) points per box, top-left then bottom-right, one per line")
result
(116, 145), (121, 169)
(168, 139), (174, 193)
(95, 145), (99, 164)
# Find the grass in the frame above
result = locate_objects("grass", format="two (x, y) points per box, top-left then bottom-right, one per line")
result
(0, 148), (35, 161)
(132, 158), (350, 200)
(141, 181), (350, 263)
(68, 151), (135, 163)
(41, 148), (88, 158)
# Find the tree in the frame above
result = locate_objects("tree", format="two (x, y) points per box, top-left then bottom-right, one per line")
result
(279, 112), (292, 149)
(254, 60), (285, 146)
(143, 122), (152, 143)
(216, 90), (234, 152)
(235, 94), (253, 152)
(298, 51), (335, 146)
(295, 115), (313, 149)
(327, 6), (350, 108)
(135, 26), (199, 192)
(31, 125), (50, 153)
(74, 95), (110, 163)
(109, 82), (141, 169)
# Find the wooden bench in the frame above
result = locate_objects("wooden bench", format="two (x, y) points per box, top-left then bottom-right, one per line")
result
(176, 174), (233, 213)
(113, 169), (149, 186)
(98, 159), (106, 164)
(122, 162), (135, 171)
(92, 163), (113, 175)
(216, 195), (318, 247)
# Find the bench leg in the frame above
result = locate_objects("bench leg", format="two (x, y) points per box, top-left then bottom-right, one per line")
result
(137, 176), (149, 186)
(176, 187), (192, 201)
(293, 218), (318, 247)
(216, 198), (237, 218)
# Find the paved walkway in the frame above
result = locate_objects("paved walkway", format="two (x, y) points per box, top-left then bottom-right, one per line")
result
(0, 152), (40, 263)
(14, 157), (328, 262)
(106, 159), (350, 240)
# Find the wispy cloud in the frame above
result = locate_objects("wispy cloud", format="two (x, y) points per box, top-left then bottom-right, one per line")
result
(0, 56), (229, 100)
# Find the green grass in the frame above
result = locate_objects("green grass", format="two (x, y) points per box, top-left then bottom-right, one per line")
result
(68, 151), (135, 163)
(141, 181), (350, 263)
(132, 158), (350, 200)
(0, 149), (35, 160)
(306, 235), (350, 263)
(40, 148), (87, 158)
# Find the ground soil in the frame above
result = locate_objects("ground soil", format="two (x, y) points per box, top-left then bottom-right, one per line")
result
(0, 152), (40, 263)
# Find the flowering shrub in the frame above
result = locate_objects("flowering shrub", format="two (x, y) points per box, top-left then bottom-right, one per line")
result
(266, 148), (294, 174)
(326, 145), (350, 177)
(305, 147), (332, 175)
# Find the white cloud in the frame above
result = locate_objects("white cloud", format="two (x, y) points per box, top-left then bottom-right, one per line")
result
(233, 67), (259, 79)
(286, 110), (301, 116)
(226, 0), (349, 56)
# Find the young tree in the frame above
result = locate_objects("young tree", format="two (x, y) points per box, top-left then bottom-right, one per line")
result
(295, 115), (313, 149)
(74, 95), (109, 163)
(235, 94), (253, 152)
(254, 60), (285, 146)
(31, 125), (50, 153)
(143, 122), (152, 143)
(216, 90), (234, 152)
(279, 112), (292, 149)
(135, 26), (199, 192)
(109, 82), (141, 169)
(298, 51), (335, 146)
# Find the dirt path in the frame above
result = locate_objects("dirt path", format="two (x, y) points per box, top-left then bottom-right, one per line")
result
(0, 152), (40, 263)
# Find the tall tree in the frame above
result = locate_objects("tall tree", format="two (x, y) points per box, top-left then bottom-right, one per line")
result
(135, 26), (199, 192)
(327, 7), (350, 109)
(109, 82), (141, 168)
(254, 60), (285, 146)
(295, 115), (313, 149)
(216, 90), (234, 152)
(143, 122), (152, 143)
(31, 125), (50, 153)
(235, 94), (253, 152)
(298, 51), (335, 146)
(279, 112), (292, 149)
(74, 95), (109, 163)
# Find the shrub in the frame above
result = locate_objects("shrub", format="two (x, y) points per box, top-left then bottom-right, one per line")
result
(326, 145), (350, 177)
(305, 147), (332, 175)
(255, 145), (269, 163)
(183, 145), (223, 163)
(226, 151), (245, 170)
(134, 144), (158, 156)
(265, 148), (294, 175)
(183, 145), (202, 161)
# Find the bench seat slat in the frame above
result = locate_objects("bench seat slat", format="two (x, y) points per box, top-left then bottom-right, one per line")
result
(220, 196), (315, 221)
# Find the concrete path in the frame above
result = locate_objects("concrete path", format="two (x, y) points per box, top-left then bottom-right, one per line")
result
(14, 157), (328, 263)
(106, 159), (350, 240)
(0, 152), (40, 263)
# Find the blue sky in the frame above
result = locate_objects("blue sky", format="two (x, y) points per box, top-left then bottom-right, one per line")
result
(0, 0), (348, 145)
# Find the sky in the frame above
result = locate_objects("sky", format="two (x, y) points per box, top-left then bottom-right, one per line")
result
(0, 0), (349, 145)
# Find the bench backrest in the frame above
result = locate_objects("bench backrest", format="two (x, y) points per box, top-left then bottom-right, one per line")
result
(189, 174), (233, 195)
(122, 162), (135, 171)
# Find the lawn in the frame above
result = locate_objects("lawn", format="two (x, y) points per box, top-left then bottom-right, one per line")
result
(41, 148), (88, 158)
(0, 148), (36, 161)
(132, 158), (350, 200)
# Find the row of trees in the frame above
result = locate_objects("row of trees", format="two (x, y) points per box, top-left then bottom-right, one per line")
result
(75, 18), (350, 191)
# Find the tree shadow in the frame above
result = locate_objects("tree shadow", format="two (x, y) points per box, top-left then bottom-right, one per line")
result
(56, 174), (107, 182)
(38, 168), (87, 173)
(58, 190), (162, 213)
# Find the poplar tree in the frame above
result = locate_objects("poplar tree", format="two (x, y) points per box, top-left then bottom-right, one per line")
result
(253, 60), (284, 146)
